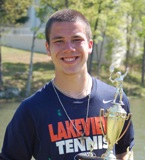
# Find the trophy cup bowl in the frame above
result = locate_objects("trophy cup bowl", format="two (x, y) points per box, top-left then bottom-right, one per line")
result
(100, 102), (132, 160)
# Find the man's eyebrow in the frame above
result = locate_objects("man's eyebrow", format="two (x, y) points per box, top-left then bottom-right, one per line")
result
(51, 36), (63, 40)
(72, 35), (83, 39)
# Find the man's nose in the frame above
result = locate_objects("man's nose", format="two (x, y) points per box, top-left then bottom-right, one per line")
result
(63, 41), (76, 53)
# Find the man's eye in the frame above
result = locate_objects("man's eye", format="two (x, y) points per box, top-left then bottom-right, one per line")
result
(53, 40), (63, 43)
(56, 40), (63, 43)
(73, 38), (81, 42)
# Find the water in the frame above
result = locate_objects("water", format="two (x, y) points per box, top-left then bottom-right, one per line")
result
(129, 98), (145, 159)
(0, 98), (145, 159)
(0, 102), (18, 147)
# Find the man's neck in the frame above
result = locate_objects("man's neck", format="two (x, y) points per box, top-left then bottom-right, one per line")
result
(53, 73), (92, 99)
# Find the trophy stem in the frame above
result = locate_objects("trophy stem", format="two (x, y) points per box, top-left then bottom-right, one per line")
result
(102, 149), (116, 160)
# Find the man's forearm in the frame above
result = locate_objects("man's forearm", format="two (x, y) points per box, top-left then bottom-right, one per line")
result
(116, 151), (134, 160)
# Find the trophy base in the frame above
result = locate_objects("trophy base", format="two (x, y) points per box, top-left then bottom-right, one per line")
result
(76, 152), (103, 160)
(101, 150), (116, 160)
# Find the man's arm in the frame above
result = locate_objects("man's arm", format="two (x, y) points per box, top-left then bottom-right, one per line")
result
(116, 150), (134, 160)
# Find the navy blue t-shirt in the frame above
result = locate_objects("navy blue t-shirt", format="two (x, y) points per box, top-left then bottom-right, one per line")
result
(0, 78), (134, 160)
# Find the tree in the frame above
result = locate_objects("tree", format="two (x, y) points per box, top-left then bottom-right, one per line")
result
(122, 0), (141, 68)
(0, 0), (6, 85)
(69, 0), (127, 76)
(0, 0), (32, 85)
(87, 0), (103, 75)
(142, 39), (145, 86)
(138, 16), (145, 87)
(129, 0), (145, 86)
(26, 3), (52, 96)
(65, 0), (69, 8)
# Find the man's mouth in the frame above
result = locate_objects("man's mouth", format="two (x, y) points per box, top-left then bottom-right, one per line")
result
(62, 57), (78, 62)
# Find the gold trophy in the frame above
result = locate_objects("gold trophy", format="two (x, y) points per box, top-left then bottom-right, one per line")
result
(100, 65), (132, 160)
(76, 65), (132, 160)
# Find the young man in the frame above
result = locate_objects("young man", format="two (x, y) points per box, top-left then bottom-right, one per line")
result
(0, 9), (134, 160)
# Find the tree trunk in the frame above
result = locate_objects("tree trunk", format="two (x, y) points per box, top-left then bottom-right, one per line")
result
(125, 16), (131, 68)
(141, 38), (145, 87)
(0, 47), (3, 85)
(0, 27), (3, 85)
(65, 0), (68, 8)
(125, 15), (134, 68)
(97, 31), (106, 77)
(25, 32), (36, 97)
(25, 23), (42, 97)
(88, 0), (103, 74)
(125, 37), (130, 68)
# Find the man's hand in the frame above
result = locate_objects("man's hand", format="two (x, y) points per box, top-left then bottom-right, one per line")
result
(116, 151), (134, 160)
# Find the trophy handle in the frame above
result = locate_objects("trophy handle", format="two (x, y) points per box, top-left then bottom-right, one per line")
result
(116, 113), (132, 143)
(100, 109), (106, 137)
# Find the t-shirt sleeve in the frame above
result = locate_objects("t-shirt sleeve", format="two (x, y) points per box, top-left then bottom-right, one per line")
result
(0, 102), (38, 160)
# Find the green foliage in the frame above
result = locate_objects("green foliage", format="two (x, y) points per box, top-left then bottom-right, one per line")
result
(130, 53), (143, 67)
(37, 33), (45, 39)
(0, 0), (32, 25)
(15, 16), (29, 24)
(40, 0), (65, 11)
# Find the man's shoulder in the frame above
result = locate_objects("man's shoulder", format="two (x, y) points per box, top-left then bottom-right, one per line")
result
(93, 77), (115, 90)
(92, 77), (117, 100)
(21, 82), (52, 107)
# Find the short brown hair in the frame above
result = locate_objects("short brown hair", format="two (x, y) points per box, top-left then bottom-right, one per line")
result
(45, 9), (92, 44)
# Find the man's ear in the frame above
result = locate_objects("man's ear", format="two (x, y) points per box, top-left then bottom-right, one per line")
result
(88, 39), (93, 54)
(45, 41), (51, 56)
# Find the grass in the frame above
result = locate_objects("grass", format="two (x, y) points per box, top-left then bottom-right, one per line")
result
(1, 46), (145, 101)
(2, 46), (50, 64)
(1, 46), (55, 99)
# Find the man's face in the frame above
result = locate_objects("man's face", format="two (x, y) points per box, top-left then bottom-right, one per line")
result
(45, 21), (93, 76)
